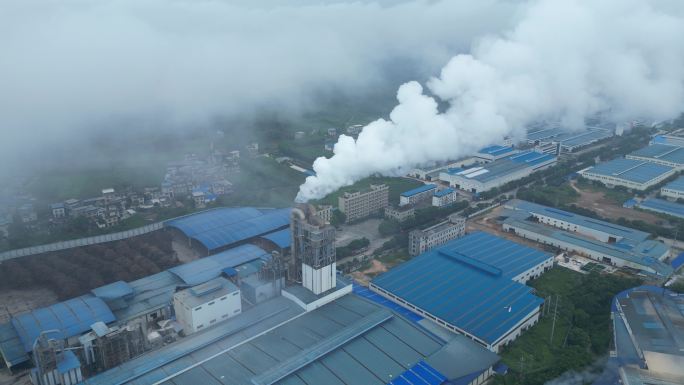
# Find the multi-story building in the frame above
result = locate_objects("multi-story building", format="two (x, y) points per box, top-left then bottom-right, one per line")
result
(408, 214), (466, 256)
(399, 184), (437, 206)
(432, 188), (458, 207)
(385, 205), (416, 222)
(314, 205), (332, 223)
(50, 203), (66, 219)
(173, 277), (241, 335)
(338, 184), (389, 223)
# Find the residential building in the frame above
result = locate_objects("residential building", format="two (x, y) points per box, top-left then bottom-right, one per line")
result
(50, 203), (66, 219)
(399, 184), (437, 206)
(385, 205), (416, 222)
(338, 184), (389, 223)
(432, 187), (458, 207)
(408, 214), (466, 256)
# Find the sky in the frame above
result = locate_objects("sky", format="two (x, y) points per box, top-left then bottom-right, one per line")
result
(0, 0), (523, 172)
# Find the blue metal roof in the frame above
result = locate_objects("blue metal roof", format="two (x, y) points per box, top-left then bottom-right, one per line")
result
(629, 144), (684, 165)
(57, 351), (81, 374)
(401, 184), (437, 198)
(663, 176), (684, 193)
(478, 145), (516, 156)
(671, 252), (684, 269)
(0, 322), (28, 366)
(372, 232), (550, 344)
(353, 284), (423, 323)
(584, 158), (674, 184)
(91, 281), (134, 300)
(260, 228), (292, 249)
(433, 188), (455, 198)
(10, 295), (115, 353)
(388, 360), (446, 385)
(166, 207), (291, 251)
(169, 244), (269, 285)
(637, 197), (684, 219)
(507, 200), (650, 243)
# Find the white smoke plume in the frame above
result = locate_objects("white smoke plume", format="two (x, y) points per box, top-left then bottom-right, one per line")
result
(296, 0), (684, 202)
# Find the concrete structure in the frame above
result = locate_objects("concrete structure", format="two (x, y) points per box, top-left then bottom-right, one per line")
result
(440, 151), (556, 193)
(384, 205), (416, 222)
(627, 143), (684, 170)
(399, 184), (437, 206)
(338, 184), (389, 223)
(432, 187), (458, 207)
(173, 277), (241, 334)
(50, 203), (66, 219)
(606, 286), (684, 385)
(314, 204), (332, 223)
(291, 204), (336, 295)
(578, 158), (676, 191)
(408, 214), (466, 256)
(661, 176), (684, 200)
(504, 200), (673, 278)
(372, 232), (553, 352)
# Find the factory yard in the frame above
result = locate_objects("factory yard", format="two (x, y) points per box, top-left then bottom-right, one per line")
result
(570, 181), (663, 225)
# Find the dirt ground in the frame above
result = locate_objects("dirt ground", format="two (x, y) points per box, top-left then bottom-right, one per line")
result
(0, 369), (30, 385)
(569, 181), (663, 225)
(351, 260), (388, 286)
(0, 288), (58, 324)
(171, 237), (200, 263)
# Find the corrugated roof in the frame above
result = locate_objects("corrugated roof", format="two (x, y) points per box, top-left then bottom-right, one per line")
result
(629, 144), (684, 165)
(583, 158), (674, 184)
(477, 145), (516, 156)
(452, 151), (556, 183)
(433, 188), (455, 198)
(10, 295), (116, 353)
(91, 281), (134, 300)
(371, 232), (550, 345)
(662, 176), (684, 193)
(260, 228), (292, 249)
(637, 197), (684, 219)
(0, 322), (28, 367)
(166, 207), (291, 251)
(169, 244), (269, 285)
(401, 184), (437, 198)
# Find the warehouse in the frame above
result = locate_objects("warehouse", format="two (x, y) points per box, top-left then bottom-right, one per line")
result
(635, 198), (684, 220)
(502, 218), (672, 278)
(661, 176), (684, 200)
(607, 286), (684, 384)
(474, 145), (518, 162)
(166, 207), (291, 255)
(399, 184), (437, 206)
(84, 293), (503, 385)
(505, 199), (652, 244)
(439, 151), (557, 193)
(526, 126), (613, 152)
(371, 232), (553, 352)
(579, 158), (676, 191)
(626, 143), (684, 170)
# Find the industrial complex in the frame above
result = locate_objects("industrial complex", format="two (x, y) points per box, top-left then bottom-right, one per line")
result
(502, 200), (673, 278)
(439, 150), (557, 193)
(526, 126), (614, 153)
(578, 158), (676, 191)
(371, 232), (553, 352)
(626, 143), (684, 170)
(660, 175), (684, 200)
(604, 286), (684, 385)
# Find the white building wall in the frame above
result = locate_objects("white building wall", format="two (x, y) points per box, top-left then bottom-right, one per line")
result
(302, 262), (336, 295)
(173, 290), (241, 334)
(661, 187), (684, 200)
(626, 154), (684, 170)
(579, 167), (676, 191)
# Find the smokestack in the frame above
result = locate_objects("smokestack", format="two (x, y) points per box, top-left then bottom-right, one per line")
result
(296, 0), (684, 202)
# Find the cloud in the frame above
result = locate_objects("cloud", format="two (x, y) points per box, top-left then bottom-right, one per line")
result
(297, 0), (684, 201)
(0, 0), (522, 167)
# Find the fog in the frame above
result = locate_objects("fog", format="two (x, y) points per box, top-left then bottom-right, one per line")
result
(297, 0), (684, 201)
(0, 0), (524, 173)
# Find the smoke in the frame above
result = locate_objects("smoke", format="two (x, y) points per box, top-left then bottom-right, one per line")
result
(296, 0), (684, 202)
(543, 356), (611, 385)
(0, 0), (523, 170)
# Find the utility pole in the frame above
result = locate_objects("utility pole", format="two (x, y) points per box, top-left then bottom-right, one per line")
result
(550, 296), (560, 344)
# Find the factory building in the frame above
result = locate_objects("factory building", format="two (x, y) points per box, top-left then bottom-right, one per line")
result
(173, 277), (241, 334)
(607, 286), (684, 384)
(626, 143), (684, 170)
(474, 145), (519, 162)
(504, 200), (673, 278)
(408, 158), (479, 181)
(408, 214), (466, 256)
(290, 204), (336, 295)
(399, 184), (437, 206)
(651, 133), (684, 147)
(635, 198), (684, 220)
(526, 126), (613, 153)
(661, 176), (684, 200)
(384, 205), (416, 222)
(432, 187), (458, 207)
(338, 184), (389, 223)
(371, 232), (553, 352)
(578, 158), (676, 191)
(440, 151), (557, 193)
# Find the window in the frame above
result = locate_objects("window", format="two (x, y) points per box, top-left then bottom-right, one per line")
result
(195, 306), (202, 311)
(220, 296), (227, 301)
(208, 301), (215, 306)
(197, 324), (204, 329)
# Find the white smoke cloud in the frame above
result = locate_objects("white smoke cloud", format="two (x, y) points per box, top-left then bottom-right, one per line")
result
(297, 0), (684, 202)
(0, 0), (522, 167)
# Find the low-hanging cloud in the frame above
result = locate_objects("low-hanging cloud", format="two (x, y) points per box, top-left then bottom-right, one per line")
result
(297, 0), (684, 202)
(0, 0), (523, 169)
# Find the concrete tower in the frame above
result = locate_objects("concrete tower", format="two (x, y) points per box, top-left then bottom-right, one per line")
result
(290, 204), (336, 295)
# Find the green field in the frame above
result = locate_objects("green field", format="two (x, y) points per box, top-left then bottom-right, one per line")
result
(493, 267), (640, 385)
